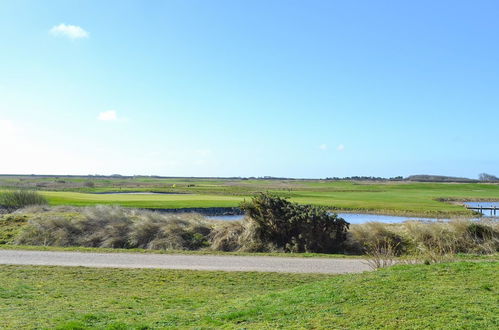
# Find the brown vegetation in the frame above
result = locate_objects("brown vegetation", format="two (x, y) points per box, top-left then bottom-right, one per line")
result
(1, 201), (497, 260)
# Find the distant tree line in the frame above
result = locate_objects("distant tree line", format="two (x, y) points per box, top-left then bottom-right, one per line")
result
(479, 173), (499, 182)
(325, 174), (499, 183)
(404, 175), (476, 183)
(325, 176), (404, 181)
(2, 173), (498, 183)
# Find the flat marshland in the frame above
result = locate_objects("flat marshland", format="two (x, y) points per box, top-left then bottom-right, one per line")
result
(2, 176), (499, 216)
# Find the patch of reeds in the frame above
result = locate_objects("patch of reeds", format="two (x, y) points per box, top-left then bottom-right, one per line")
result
(0, 190), (47, 210)
(15, 205), (215, 250)
(6, 205), (499, 258)
(348, 219), (499, 267)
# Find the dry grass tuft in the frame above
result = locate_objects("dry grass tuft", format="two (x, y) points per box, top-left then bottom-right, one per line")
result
(6, 205), (499, 258)
(349, 218), (498, 265)
(15, 206), (215, 250)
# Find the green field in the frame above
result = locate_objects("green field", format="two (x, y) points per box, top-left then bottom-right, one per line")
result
(41, 191), (244, 209)
(2, 176), (499, 216)
(0, 262), (496, 328)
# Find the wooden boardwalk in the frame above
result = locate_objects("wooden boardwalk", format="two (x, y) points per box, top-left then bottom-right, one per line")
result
(466, 206), (498, 216)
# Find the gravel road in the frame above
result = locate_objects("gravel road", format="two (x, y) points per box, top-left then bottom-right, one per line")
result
(0, 250), (370, 274)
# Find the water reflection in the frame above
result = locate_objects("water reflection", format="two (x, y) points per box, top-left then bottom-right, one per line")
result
(207, 213), (464, 224)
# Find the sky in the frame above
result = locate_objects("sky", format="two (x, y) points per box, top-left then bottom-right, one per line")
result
(1, 0), (498, 178)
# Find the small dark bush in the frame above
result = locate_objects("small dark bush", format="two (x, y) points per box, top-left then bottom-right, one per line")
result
(240, 193), (349, 253)
(0, 190), (48, 210)
(83, 181), (95, 188)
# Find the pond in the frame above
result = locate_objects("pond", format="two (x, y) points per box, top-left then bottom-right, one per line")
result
(207, 212), (472, 224)
(336, 213), (445, 224)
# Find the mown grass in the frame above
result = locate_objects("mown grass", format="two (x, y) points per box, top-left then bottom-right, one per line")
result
(205, 262), (498, 329)
(0, 265), (328, 329)
(0, 262), (496, 328)
(40, 191), (245, 209)
(27, 181), (499, 217)
(2, 178), (499, 216)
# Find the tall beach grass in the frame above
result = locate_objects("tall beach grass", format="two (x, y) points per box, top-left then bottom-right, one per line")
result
(0, 190), (47, 210)
(1, 205), (497, 257)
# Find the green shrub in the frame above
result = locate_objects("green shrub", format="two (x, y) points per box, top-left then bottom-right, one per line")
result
(0, 190), (48, 210)
(240, 193), (349, 253)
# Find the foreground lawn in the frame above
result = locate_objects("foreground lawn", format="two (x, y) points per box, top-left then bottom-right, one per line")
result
(0, 262), (497, 329)
(213, 261), (499, 329)
(0, 266), (327, 329)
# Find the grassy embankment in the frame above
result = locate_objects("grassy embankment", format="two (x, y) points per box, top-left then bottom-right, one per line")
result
(0, 262), (497, 328)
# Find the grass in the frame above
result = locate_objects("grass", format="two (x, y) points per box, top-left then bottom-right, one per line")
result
(205, 262), (498, 329)
(1, 205), (497, 256)
(0, 262), (496, 328)
(40, 182), (499, 217)
(2, 177), (499, 216)
(0, 213), (28, 244)
(0, 265), (328, 329)
(40, 191), (245, 208)
(0, 190), (47, 209)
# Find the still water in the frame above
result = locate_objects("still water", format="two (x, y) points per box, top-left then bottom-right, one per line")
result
(208, 204), (499, 223)
(208, 213), (453, 224)
(463, 202), (499, 217)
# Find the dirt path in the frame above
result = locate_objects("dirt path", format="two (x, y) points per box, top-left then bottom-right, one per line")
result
(0, 250), (370, 274)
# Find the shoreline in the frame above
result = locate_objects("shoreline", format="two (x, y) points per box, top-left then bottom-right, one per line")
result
(144, 206), (484, 219)
(145, 207), (244, 216)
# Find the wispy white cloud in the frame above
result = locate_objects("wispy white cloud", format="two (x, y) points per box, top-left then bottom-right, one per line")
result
(337, 144), (345, 151)
(97, 110), (117, 121)
(319, 144), (328, 150)
(50, 24), (89, 39)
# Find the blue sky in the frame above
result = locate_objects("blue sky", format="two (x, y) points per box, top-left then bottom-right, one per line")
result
(1, 0), (498, 178)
